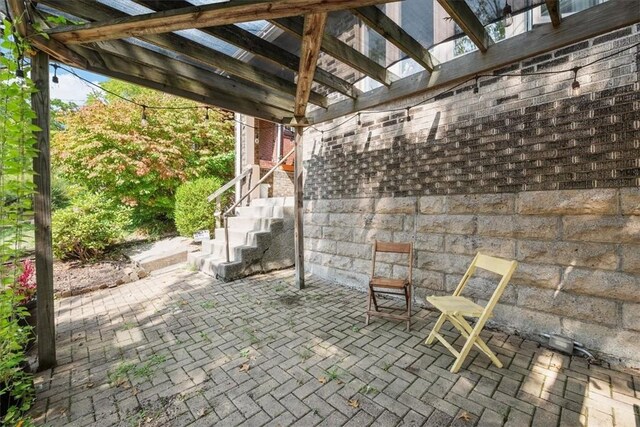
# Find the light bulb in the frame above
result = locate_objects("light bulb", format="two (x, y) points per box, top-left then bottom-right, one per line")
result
(503, 1), (513, 27)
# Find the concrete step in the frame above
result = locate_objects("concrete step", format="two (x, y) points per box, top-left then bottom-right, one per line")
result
(250, 197), (294, 207)
(214, 229), (248, 246)
(226, 216), (278, 231)
(235, 205), (281, 218)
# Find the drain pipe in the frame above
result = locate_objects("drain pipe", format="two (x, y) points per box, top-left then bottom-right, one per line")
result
(234, 113), (243, 205)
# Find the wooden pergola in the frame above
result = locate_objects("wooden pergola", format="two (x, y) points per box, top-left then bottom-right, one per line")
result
(2, 0), (637, 369)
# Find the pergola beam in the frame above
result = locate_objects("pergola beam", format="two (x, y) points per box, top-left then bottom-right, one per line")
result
(545, 0), (562, 27)
(45, 0), (395, 45)
(294, 13), (327, 117)
(90, 39), (296, 112)
(131, 0), (357, 98)
(437, 0), (493, 52)
(273, 16), (399, 86)
(71, 45), (292, 123)
(310, 0), (639, 124)
(40, 0), (327, 108)
(352, 6), (437, 72)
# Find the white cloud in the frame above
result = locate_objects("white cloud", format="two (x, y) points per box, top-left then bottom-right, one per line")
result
(50, 73), (103, 105)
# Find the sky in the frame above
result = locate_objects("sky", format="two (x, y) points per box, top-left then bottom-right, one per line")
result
(50, 67), (107, 105)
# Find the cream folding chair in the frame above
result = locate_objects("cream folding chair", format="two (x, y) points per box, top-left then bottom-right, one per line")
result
(365, 240), (413, 331)
(425, 253), (517, 373)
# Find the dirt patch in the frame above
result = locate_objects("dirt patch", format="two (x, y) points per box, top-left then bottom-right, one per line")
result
(52, 241), (153, 298)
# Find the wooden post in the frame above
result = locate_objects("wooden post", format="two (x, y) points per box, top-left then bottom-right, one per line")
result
(294, 125), (305, 289)
(31, 51), (56, 370)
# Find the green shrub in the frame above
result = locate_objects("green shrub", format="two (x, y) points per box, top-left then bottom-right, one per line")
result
(174, 178), (226, 237)
(205, 151), (235, 182)
(52, 192), (131, 261)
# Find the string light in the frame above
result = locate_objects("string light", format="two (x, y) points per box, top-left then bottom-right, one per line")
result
(52, 64), (59, 84)
(15, 55), (23, 78)
(357, 112), (361, 126)
(141, 105), (148, 127)
(503, 1), (513, 27)
(205, 107), (210, 121)
(473, 76), (480, 94)
(405, 107), (411, 121)
(571, 67), (581, 96)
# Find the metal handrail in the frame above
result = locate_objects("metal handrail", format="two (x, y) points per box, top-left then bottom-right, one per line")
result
(222, 146), (296, 262)
(207, 166), (252, 229)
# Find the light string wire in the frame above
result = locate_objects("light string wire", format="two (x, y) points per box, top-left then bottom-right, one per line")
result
(10, 35), (640, 133)
(309, 40), (640, 135)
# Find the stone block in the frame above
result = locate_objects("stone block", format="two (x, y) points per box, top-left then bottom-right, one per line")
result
(445, 275), (517, 305)
(336, 242), (371, 259)
(511, 262), (561, 289)
(489, 303), (563, 335)
(330, 213), (364, 227)
(477, 215), (558, 240)
(517, 189), (618, 215)
(374, 197), (417, 214)
(304, 225), (322, 239)
(563, 215), (640, 243)
(560, 268), (640, 303)
(419, 196), (446, 214)
(304, 212), (330, 226)
(366, 214), (405, 231)
(416, 251), (473, 274)
(517, 241), (618, 270)
(620, 245), (640, 274)
(310, 198), (373, 213)
(413, 233), (445, 252)
(447, 193), (515, 214)
(622, 303), (640, 331)
(621, 188), (640, 215)
(416, 215), (476, 234)
(561, 319), (640, 363)
(445, 235), (516, 258)
(516, 287), (618, 326)
(322, 226), (352, 241)
(413, 269), (445, 291)
(324, 254), (353, 270)
(352, 228), (393, 244)
(306, 238), (337, 254)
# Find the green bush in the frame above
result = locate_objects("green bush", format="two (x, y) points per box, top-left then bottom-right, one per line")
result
(52, 192), (131, 261)
(205, 151), (235, 182)
(174, 178), (226, 237)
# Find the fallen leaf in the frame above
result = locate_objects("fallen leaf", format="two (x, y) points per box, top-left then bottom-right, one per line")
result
(347, 399), (360, 408)
(84, 382), (94, 389)
(239, 363), (250, 373)
(197, 408), (207, 417)
(337, 380), (344, 385)
(457, 411), (472, 421)
(318, 377), (327, 384)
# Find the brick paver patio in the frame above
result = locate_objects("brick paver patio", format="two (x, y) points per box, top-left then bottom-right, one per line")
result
(30, 267), (639, 426)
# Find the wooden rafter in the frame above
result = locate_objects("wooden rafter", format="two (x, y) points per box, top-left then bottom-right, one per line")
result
(437, 0), (493, 52)
(352, 6), (437, 72)
(45, 0), (395, 45)
(39, 0), (327, 108)
(295, 13), (327, 117)
(273, 16), (399, 86)
(309, 0), (639, 124)
(545, 0), (562, 27)
(131, 0), (357, 98)
(70, 45), (292, 123)
(90, 39), (296, 112)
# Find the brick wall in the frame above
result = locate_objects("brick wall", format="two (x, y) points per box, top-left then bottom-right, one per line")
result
(302, 26), (640, 366)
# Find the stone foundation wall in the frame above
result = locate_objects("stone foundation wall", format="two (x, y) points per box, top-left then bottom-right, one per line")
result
(304, 189), (640, 365)
(302, 26), (640, 366)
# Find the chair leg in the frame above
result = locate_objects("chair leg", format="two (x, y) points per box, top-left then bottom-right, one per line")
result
(370, 286), (379, 311)
(365, 284), (372, 326)
(405, 285), (411, 332)
(425, 313), (446, 345)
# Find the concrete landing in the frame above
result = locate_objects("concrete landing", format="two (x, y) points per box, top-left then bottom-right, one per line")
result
(126, 236), (196, 272)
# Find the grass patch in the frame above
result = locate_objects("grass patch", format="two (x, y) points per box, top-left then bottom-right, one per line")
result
(108, 354), (167, 386)
(359, 384), (380, 395)
(298, 346), (313, 361)
(323, 365), (347, 382)
(200, 300), (217, 310)
(242, 327), (260, 345)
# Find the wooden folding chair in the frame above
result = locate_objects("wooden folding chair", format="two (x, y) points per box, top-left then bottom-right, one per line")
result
(365, 240), (413, 331)
(425, 253), (517, 373)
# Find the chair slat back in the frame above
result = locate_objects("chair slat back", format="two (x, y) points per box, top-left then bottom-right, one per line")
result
(474, 253), (516, 276)
(371, 240), (413, 282)
(375, 241), (412, 253)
